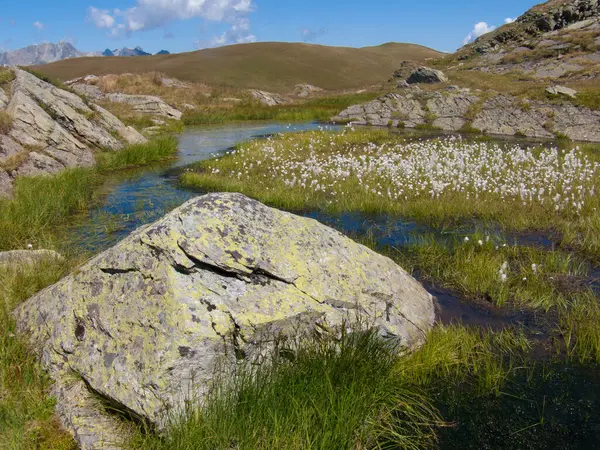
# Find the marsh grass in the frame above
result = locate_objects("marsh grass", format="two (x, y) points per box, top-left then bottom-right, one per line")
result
(134, 325), (532, 450)
(0, 260), (78, 449)
(0, 169), (100, 251)
(182, 92), (382, 125)
(97, 136), (178, 171)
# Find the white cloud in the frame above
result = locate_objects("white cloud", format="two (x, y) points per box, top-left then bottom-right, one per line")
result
(33, 21), (44, 30)
(210, 17), (256, 46)
(462, 21), (496, 45)
(88, 7), (116, 29)
(505, 17), (516, 24)
(89, 0), (256, 45)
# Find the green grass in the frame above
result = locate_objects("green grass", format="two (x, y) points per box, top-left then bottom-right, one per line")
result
(0, 168), (100, 251)
(0, 260), (78, 449)
(97, 135), (178, 171)
(574, 89), (600, 110)
(182, 92), (382, 125)
(0, 68), (15, 85)
(134, 324), (532, 450)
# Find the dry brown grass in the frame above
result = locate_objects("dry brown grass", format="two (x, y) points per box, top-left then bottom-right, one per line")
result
(0, 111), (13, 134)
(33, 42), (443, 92)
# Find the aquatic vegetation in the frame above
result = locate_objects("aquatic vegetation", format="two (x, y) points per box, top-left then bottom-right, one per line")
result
(183, 129), (600, 225)
(97, 135), (179, 171)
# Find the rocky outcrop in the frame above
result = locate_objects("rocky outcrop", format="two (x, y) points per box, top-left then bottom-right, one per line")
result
(294, 84), (324, 98)
(15, 192), (435, 449)
(472, 95), (600, 141)
(104, 93), (183, 120)
(0, 68), (146, 198)
(332, 90), (600, 141)
(249, 89), (288, 106)
(406, 67), (449, 84)
(0, 168), (12, 198)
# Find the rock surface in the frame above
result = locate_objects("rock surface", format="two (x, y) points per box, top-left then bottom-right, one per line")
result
(294, 84), (324, 98)
(0, 168), (12, 198)
(332, 90), (600, 142)
(104, 93), (183, 120)
(0, 88), (8, 109)
(249, 89), (287, 106)
(0, 68), (146, 198)
(406, 67), (448, 84)
(546, 85), (578, 98)
(15, 192), (435, 449)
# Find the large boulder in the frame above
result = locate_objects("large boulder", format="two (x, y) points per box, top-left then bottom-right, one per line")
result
(15, 193), (435, 449)
(406, 67), (449, 84)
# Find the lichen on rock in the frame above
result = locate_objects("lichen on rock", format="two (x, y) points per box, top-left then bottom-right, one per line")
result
(15, 192), (435, 449)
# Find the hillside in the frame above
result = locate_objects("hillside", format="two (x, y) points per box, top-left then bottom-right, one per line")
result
(34, 42), (443, 92)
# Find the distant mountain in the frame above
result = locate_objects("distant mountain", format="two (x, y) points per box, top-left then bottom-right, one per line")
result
(107, 46), (152, 57)
(156, 50), (170, 55)
(0, 42), (84, 66)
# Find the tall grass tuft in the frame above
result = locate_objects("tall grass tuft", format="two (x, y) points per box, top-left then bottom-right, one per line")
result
(97, 136), (178, 171)
(0, 169), (99, 251)
(0, 111), (12, 134)
(135, 330), (441, 450)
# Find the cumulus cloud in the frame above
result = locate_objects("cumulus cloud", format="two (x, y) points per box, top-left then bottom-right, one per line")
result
(462, 21), (496, 45)
(89, 0), (256, 45)
(88, 7), (116, 28)
(33, 21), (44, 30)
(505, 17), (516, 24)
(210, 17), (256, 46)
(300, 27), (327, 42)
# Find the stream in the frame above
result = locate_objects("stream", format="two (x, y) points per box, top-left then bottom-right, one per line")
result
(67, 122), (600, 449)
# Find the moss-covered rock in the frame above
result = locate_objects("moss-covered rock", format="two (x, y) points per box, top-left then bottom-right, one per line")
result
(15, 193), (434, 448)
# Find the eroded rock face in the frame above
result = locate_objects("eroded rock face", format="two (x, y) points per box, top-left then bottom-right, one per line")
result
(0, 69), (146, 198)
(249, 89), (287, 106)
(105, 93), (183, 119)
(406, 67), (449, 84)
(332, 90), (600, 142)
(15, 193), (435, 449)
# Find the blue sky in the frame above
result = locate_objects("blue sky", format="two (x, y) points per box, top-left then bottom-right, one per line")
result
(0, 0), (539, 54)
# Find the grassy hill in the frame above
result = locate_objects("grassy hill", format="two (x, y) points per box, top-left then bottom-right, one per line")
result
(34, 42), (443, 92)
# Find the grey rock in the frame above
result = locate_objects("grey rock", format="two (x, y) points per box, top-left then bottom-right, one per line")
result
(396, 80), (411, 89)
(12, 69), (124, 150)
(0, 168), (12, 198)
(406, 67), (448, 84)
(160, 77), (190, 89)
(70, 83), (104, 100)
(0, 88), (8, 110)
(13, 151), (67, 178)
(546, 85), (578, 98)
(0, 249), (63, 267)
(15, 193), (435, 448)
(294, 84), (324, 98)
(427, 92), (479, 131)
(333, 93), (426, 127)
(533, 62), (583, 78)
(249, 90), (287, 106)
(0, 135), (23, 165)
(90, 104), (147, 145)
(105, 93), (183, 120)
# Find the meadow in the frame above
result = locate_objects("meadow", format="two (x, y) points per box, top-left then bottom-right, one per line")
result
(4, 126), (600, 449)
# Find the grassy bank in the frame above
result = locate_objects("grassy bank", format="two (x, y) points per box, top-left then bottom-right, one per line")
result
(97, 135), (178, 171)
(181, 93), (381, 125)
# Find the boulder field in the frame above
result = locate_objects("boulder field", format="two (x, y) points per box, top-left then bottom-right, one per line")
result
(15, 192), (435, 449)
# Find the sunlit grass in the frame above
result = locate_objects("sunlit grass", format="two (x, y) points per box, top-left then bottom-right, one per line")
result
(0, 259), (79, 449)
(97, 135), (179, 171)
